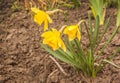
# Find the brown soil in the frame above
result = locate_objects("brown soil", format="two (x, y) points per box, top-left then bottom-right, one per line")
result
(0, 1), (120, 83)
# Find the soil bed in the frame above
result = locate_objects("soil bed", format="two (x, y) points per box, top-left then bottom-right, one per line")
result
(0, 1), (120, 83)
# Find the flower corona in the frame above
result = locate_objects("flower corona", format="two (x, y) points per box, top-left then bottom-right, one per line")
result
(63, 24), (81, 41)
(41, 28), (66, 51)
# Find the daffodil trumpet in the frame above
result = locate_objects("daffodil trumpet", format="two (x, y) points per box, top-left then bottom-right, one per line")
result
(31, 7), (52, 31)
(31, 8), (64, 31)
(63, 20), (85, 41)
(41, 28), (66, 51)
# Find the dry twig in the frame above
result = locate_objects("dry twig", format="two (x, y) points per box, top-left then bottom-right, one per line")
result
(49, 55), (68, 76)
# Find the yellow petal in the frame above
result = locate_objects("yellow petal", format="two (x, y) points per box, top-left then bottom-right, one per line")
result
(44, 20), (48, 31)
(48, 40), (59, 50)
(41, 28), (66, 51)
(58, 39), (66, 51)
(63, 25), (81, 41)
(47, 15), (52, 23)
(64, 25), (76, 41)
(52, 28), (58, 32)
(34, 14), (44, 25)
(31, 7), (53, 31)
(41, 31), (52, 37)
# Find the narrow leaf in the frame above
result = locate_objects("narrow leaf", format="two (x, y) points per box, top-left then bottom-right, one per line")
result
(99, 18), (110, 43)
(41, 44), (72, 64)
(93, 16), (100, 48)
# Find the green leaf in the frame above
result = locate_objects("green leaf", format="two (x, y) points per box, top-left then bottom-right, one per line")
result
(90, 0), (106, 25)
(93, 16), (100, 48)
(84, 22), (91, 48)
(64, 38), (77, 59)
(41, 44), (72, 64)
(88, 13), (93, 37)
(88, 13), (93, 50)
(116, 11), (120, 27)
(87, 50), (92, 69)
(94, 18), (110, 51)
(74, 39), (86, 63)
(99, 18), (110, 43)
(116, 0), (120, 27)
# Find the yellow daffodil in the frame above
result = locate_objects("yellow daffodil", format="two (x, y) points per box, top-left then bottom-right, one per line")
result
(41, 28), (66, 51)
(31, 7), (52, 31)
(63, 25), (81, 41)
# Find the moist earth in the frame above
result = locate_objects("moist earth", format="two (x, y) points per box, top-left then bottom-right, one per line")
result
(0, 0), (120, 83)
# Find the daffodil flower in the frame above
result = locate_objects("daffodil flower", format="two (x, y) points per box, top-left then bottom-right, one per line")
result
(41, 28), (66, 51)
(63, 24), (81, 41)
(31, 7), (52, 31)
